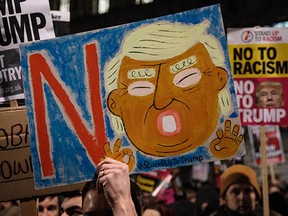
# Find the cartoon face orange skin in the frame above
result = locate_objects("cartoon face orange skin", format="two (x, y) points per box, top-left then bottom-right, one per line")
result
(108, 43), (228, 157)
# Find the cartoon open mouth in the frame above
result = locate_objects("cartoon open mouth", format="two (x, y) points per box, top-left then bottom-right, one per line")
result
(157, 110), (181, 136)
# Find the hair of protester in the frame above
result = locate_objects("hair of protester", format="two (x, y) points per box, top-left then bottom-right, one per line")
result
(220, 164), (261, 201)
(37, 195), (61, 211)
(38, 195), (60, 203)
(104, 20), (227, 134)
(59, 190), (82, 204)
(82, 170), (143, 216)
(255, 80), (284, 104)
(145, 199), (177, 216)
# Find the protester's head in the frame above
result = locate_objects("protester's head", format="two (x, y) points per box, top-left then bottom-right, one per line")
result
(172, 200), (197, 216)
(0, 201), (19, 209)
(220, 164), (261, 215)
(105, 20), (229, 158)
(269, 191), (288, 216)
(82, 173), (111, 216)
(37, 195), (60, 216)
(0, 200), (19, 210)
(143, 199), (176, 216)
(196, 184), (219, 216)
(255, 80), (284, 108)
(60, 191), (82, 216)
(0, 200), (21, 216)
(82, 171), (143, 216)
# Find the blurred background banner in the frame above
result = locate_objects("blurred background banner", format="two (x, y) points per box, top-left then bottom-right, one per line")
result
(248, 125), (285, 166)
(0, 0), (55, 102)
(227, 27), (288, 126)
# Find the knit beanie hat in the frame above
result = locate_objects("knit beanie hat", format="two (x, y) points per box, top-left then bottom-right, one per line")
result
(220, 164), (261, 200)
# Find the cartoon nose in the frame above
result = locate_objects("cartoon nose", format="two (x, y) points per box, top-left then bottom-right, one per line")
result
(153, 71), (174, 109)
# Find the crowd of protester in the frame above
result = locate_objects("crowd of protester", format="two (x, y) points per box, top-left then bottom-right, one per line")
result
(1, 160), (288, 216)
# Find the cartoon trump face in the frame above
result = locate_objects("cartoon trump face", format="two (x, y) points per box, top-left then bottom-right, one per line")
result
(105, 21), (229, 157)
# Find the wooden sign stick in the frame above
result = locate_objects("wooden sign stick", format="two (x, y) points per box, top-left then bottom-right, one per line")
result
(269, 164), (276, 185)
(260, 125), (269, 216)
(9, 99), (18, 107)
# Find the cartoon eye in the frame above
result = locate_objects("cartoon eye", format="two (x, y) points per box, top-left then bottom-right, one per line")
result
(173, 68), (202, 88)
(128, 81), (155, 96)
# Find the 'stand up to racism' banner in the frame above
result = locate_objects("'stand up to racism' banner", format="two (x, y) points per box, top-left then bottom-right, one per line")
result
(20, 4), (245, 189)
(228, 28), (288, 126)
(0, 0), (55, 102)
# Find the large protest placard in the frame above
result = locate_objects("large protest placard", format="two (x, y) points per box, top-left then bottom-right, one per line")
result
(227, 27), (288, 168)
(227, 27), (288, 126)
(20, 4), (245, 189)
(0, 0), (55, 102)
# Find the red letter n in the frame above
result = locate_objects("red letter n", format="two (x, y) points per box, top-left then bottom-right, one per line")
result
(28, 43), (106, 178)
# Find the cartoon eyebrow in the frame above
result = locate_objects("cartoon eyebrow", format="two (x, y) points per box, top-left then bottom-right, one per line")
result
(128, 68), (156, 79)
(170, 55), (197, 73)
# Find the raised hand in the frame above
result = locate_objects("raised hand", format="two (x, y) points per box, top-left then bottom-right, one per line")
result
(209, 120), (243, 159)
(97, 158), (137, 216)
